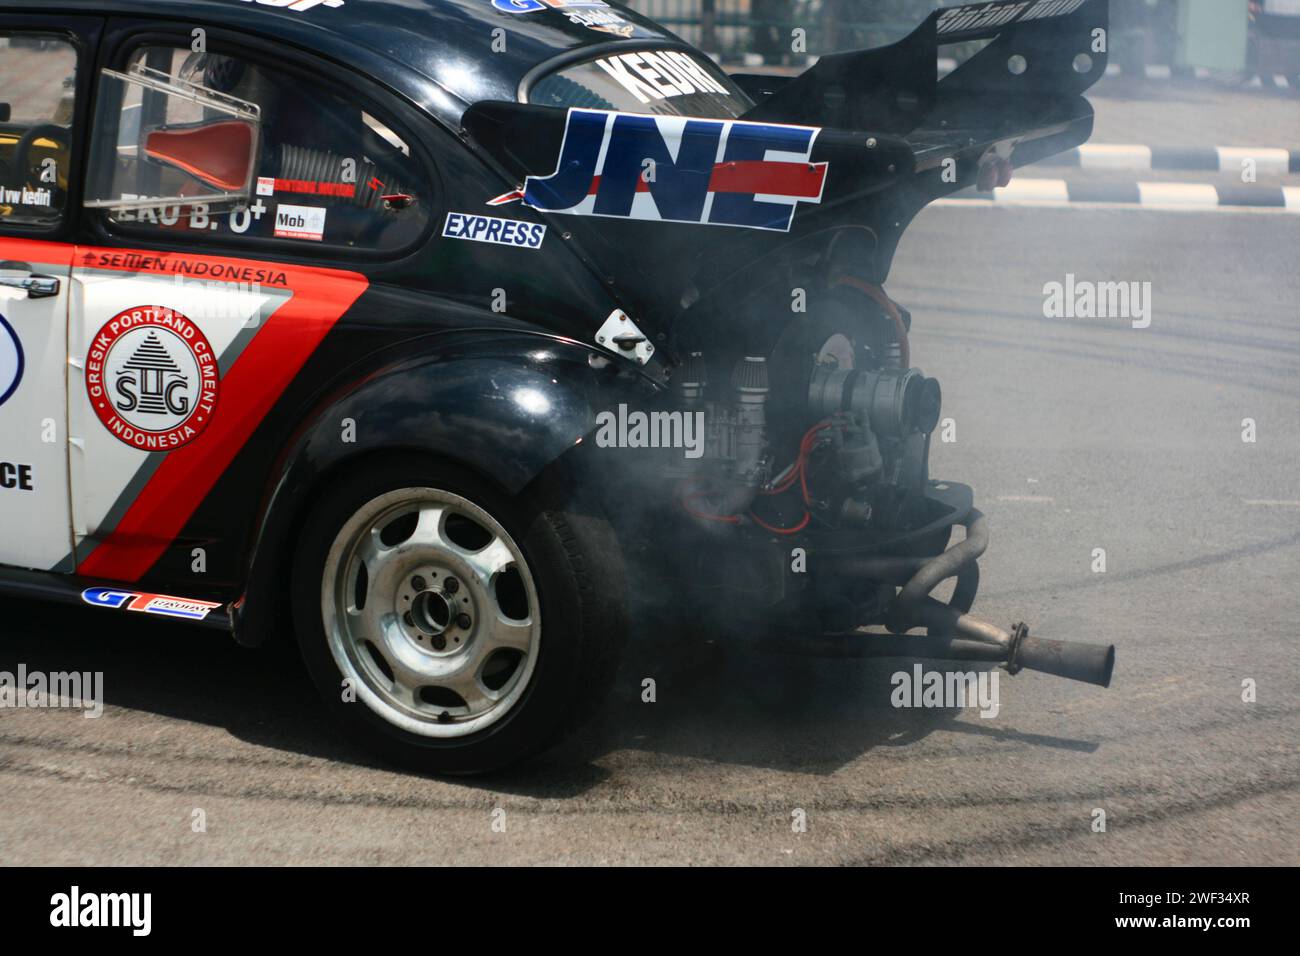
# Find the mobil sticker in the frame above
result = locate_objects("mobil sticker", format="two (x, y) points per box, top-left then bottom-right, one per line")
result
(273, 203), (327, 241)
(488, 109), (828, 232)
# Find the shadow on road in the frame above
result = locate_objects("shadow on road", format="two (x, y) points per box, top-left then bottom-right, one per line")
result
(0, 596), (1100, 795)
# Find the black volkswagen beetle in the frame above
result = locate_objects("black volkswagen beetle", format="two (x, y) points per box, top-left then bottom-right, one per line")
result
(0, 0), (1113, 772)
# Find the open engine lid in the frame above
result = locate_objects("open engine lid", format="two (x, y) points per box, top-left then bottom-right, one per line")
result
(462, 0), (1108, 348)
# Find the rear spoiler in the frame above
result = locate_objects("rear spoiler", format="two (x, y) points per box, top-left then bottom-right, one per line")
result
(738, 0), (1107, 134)
(729, 0), (1108, 207)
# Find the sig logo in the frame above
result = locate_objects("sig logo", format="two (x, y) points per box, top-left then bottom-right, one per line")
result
(0, 312), (23, 408)
(488, 109), (827, 232)
(85, 306), (219, 451)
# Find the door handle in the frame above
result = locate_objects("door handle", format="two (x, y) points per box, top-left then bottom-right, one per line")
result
(0, 274), (60, 298)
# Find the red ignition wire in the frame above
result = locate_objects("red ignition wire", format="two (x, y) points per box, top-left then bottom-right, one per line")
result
(677, 422), (832, 533)
(749, 420), (830, 532)
(749, 510), (811, 535)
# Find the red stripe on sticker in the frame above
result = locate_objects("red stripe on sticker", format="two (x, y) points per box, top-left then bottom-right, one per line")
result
(74, 246), (368, 581)
(707, 160), (826, 198)
(586, 160), (826, 197)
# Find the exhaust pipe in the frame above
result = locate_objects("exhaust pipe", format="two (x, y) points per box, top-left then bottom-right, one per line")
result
(915, 598), (1116, 688)
(813, 504), (1116, 687)
(789, 614), (1115, 687)
(1007, 626), (1115, 688)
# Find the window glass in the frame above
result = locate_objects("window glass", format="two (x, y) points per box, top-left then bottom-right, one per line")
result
(529, 49), (753, 118)
(85, 46), (430, 250)
(0, 34), (77, 227)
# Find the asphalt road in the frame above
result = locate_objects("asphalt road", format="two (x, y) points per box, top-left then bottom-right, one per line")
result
(1, 204), (1297, 865)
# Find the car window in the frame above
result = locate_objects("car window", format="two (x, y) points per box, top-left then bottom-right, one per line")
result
(529, 48), (754, 118)
(84, 45), (430, 252)
(0, 34), (77, 228)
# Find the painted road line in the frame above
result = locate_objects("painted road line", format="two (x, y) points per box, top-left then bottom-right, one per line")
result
(1216, 146), (1292, 176)
(1137, 182), (1219, 207)
(1098, 63), (1292, 86)
(940, 180), (1300, 211)
(1044, 144), (1298, 173)
(1078, 143), (1152, 170)
(995, 178), (1070, 202)
(1242, 499), (1300, 507)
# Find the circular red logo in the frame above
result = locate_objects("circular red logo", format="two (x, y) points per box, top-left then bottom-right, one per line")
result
(85, 306), (219, 451)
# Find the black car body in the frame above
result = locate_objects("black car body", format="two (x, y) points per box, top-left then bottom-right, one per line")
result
(0, 0), (1113, 771)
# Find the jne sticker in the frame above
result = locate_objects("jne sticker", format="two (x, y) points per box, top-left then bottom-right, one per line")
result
(488, 109), (827, 232)
(274, 203), (327, 241)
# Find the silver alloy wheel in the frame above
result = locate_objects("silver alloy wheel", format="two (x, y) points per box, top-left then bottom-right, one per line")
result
(320, 487), (540, 738)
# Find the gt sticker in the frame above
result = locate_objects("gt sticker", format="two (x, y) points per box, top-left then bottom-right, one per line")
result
(274, 203), (327, 241)
(81, 587), (223, 620)
(487, 109), (827, 232)
(86, 306), (219, 451)
(0, 312), (23, 407)
(443, 212), (546, 249)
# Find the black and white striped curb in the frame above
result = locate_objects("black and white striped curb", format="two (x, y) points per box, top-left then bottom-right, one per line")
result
(1042, 144), (1300, 174)
(934, 59), (1294, 85)
(941, 179), (1300, 210)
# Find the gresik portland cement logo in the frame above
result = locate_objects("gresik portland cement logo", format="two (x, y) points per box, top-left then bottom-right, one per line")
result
(0, 312), (24, 408)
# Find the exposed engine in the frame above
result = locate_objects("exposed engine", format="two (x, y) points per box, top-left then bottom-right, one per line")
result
(661, 285), (942, 544)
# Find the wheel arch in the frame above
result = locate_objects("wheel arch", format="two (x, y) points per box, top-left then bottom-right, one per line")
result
(231, 333), (657, 648)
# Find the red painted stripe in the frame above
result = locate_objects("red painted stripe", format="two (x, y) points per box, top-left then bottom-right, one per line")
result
(586, 160), (826, 198)
(74, 246), (368, 581)
(0, 237), (76, 267)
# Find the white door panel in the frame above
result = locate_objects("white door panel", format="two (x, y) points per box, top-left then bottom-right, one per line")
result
(67, 265), (289, 558)
(0, 243), (73, 570)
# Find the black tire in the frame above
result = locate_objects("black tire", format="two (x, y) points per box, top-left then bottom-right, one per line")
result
(290, 457), (626, 774)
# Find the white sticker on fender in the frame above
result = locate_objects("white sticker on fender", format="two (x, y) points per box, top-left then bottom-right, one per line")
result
(273, 203), (326, 241)
(443, 212), (546, 249)
(236, 0), (345, 13)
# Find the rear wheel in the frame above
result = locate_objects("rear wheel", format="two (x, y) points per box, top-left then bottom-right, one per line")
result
(291, 461), (625, 774)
